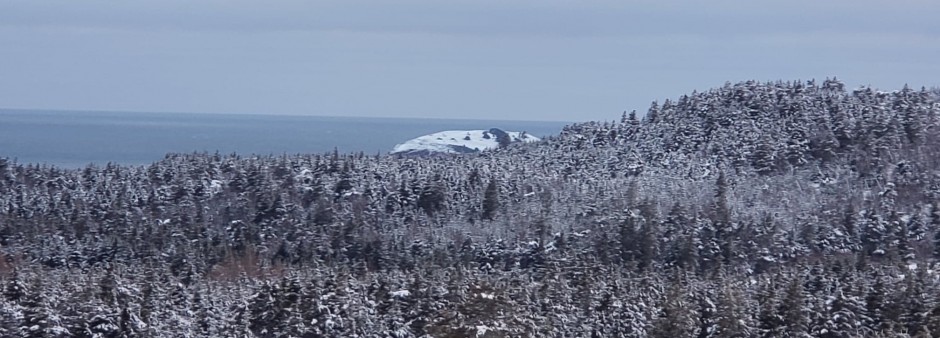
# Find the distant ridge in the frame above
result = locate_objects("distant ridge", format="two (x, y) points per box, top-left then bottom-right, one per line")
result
(390, 128), (539, 155)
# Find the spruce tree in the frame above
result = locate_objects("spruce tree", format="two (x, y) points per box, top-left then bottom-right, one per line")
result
(3, 269), (26, 304)
(931, 203), (940, 260)
(865, 272), (888, 332)
(649, 279), (695, 338)
(19, 284), (50, 338)
(926, 291), (940, 338)
(715, 284), (752, 337)
(637, 216), (659, 271)
(819, 285), (865, 338)
(619, 212), (639, 265)
(757, 278), (783, 338)
(901, 268), (930, 336)
(712, 171), (735, 264)
(779, 277), (810, 337)
(481, 179), (500, 221)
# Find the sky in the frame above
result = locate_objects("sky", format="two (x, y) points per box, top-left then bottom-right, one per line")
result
(1, 1), (938, 122)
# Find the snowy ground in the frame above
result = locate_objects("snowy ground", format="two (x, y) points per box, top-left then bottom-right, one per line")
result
(391, 128), (539, 155)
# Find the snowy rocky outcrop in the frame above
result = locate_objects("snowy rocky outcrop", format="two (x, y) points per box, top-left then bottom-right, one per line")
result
(390, 128), (539, 155)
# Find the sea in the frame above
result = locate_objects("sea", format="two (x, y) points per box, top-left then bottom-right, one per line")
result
(0, 109), (571, 168)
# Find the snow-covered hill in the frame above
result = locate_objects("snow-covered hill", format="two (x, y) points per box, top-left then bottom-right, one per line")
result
(391, 128), (540, 155)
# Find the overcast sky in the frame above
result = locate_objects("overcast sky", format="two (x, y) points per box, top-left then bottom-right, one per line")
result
(1, 1), (938, 122)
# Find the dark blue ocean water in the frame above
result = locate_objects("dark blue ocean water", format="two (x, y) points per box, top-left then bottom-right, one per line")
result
(0, 109), (570, 168)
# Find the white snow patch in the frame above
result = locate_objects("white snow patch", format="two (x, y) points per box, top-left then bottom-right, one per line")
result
(390, 290), (411, 298)
(208, 180), (223, 195)
(476, 325), (490, 337)
(391, 129), (539, 155)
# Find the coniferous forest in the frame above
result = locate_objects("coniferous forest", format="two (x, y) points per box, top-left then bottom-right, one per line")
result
(4, 79), (940, 337)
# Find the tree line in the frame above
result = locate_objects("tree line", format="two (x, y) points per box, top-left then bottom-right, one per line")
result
(1, 78), (940, 336)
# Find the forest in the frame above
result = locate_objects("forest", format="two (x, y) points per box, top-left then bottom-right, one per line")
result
(2, 79), (940, 337)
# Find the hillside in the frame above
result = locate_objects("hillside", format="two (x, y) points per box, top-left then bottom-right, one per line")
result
(390, 128), (539, 155)
(1, 79), (940, 337)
